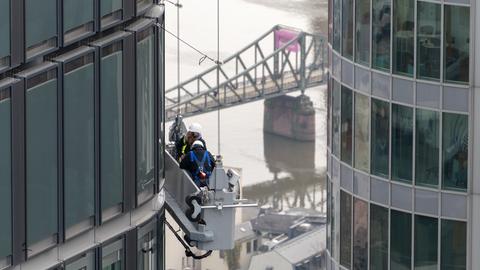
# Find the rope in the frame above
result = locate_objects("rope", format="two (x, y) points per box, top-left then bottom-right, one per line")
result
(177, 0), (180, 113)
(165, 219), (213, 260)
(216, 0), (221, 155)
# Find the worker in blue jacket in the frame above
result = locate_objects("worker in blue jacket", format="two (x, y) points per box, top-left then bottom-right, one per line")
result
(180, 140), (215, 188)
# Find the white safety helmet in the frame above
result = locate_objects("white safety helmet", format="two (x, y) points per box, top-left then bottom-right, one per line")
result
(188, 123), (202, 138)
(192, 140), (204, 149)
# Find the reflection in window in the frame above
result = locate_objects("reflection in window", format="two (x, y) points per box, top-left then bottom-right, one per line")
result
(390, 210), (411, 270)
(391, 104), (413, 182)
(0, 0), (10, 67)
(340, 191), (352, 269)
(372, 0), (390, 70)
(355, 0), (370, 65)
(137, 0), (153, 13)
(370, 204), (388, 270)
(101, 43), (124, 220)
(0, 89), (11, 262)
(333, 0), (341, 52)
(442, 113), (468, 191)
(393, 0), (414, 76)
(342, 0), (354, 59)
(25, 0), (57, 58)
(63, 55), (95, 235)
(137, 28), (156, 204)
(26, 73), (58, 246)
(65, 251), (95, 270)
(441, 220), (466, 270)
(332, 81), (341, 158)
(444, 6), (470, 84)
(341, 87), (353, 165)
(353, 198), (368, 270)
(415, 215), (438, 269)
(101, 0), (123, 28)
(354, 93), (369, 172)
(138, 221), (157, 270)
(371, 99), (389, 178)
(63, 0), (94, 43)
(102, 239), (124, 270)
(417, 2), (441, 80)
(415, 109), (439, 187)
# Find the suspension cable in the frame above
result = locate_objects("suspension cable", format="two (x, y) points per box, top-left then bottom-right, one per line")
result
(177, 0), (180, 113)
(216, 0), (221, 155)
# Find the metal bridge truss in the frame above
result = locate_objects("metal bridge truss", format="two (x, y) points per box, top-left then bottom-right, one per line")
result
(165, 25), (327, 121)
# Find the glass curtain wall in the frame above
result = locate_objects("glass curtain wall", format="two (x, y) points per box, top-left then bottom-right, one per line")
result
(370, 204), (388, 270)
(333, 0), (342, 52)
(342, 0), (354, 59)
(0, 0), (10, 67)
(417, 2), (441, 80)
(371, 99), (389, 178)
(138, 220), (157, 270)
(100, 42), (124, 221)
(391, 104), (413, 182)
(354, 93), (369, 172)
(441, 220), (466, 270)
(340, 191), (352, 269)
(353, 198), (368, 270)
(390, 210), (412, 270)
(372, 0), (390, 70)
(102, 239), (124, 270)
(355, 0), (370, 65)
(414, 215), (438, 270)
(332, 81), (341, 157)
(136, 28), (156, 205)
(442, 113), (468, 191)
(0, 89), (11, 262)
(25, 0), (57, 58)
(26, 70), (58, 247)
(63, 0), (94, 43)
(393, 0), (414, 76)
(63, 54), (95, 235)
(415, 109), (439, 187)
(101, 0), (123, 28)
(444, 6), (470, 84)
(65, 251), (95, 270)
(341, 87), (353, 165)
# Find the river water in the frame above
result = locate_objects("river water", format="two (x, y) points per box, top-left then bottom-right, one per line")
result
(164, 0), (327, 268)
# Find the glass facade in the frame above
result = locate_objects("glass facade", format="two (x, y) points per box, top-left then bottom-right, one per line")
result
(342, 0), (354, 59)
(333, 0), (341, 52)
(353, 198), (368, 270)
(415, 215), (438, 269)
(25, 0), (57, 57)
(444, 6), (470, 84)
(415, 109), (439, 187)
(102, 239), (124, 270)
(391, 104), (413, 182)
(332, 81), (341, 157)
(442, 113), (468, 191)
(393, 0), (414, 76)
(101, 43), (124, 219)
(340, 191), (352, 269)
(341, 86), (353, 165)
(138, 220), (157, 270)
(370, 99), (389, 178)
(390, 210), (411, 270)
(355, 0), (370, 65)
(136, 28), (156, 205)
(26, 72), (58, 246)
(371, 0), (390, 70)
(101, 0), (123, 28)
(63, 0), (94, 43)
(65, 251), (95, 270)
(417, 2), (441, 80)
(0, 0), (10, 67)
(63, 54), (95, 233)
(370, 204), (388, 270)
(354, 93), (369, 172)
(0, 89), (11, 260)
(441, 220), (466, 270)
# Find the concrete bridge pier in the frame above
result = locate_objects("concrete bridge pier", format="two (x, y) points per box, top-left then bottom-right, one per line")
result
(263, 94), (315, 141)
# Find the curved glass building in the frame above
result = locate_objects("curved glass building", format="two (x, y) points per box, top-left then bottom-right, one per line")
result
(326, 0), (480, 268)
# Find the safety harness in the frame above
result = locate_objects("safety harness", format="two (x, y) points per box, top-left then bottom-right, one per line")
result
(190, 150), (212, 187)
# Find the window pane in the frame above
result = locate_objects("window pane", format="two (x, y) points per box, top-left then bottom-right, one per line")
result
(327, 179), (332, 253)
(355, 0), (370, 65)
(138, 221), (157, 270)
(340, 191), (352, 268)
(414, 215), (438, 270)
(331, 182), (336, 258)
(393, 0), (414, 76)
(25, 0), (57, 48)
(371, 99), (389, 178)
(353, 198), (368, 270)
(101, 51), (124, 212)
(64, 0), (94, 33)
(342, 0), (354, 59)
(415, 109), (439, 187)
(0, 93), (11, 259)
(333, 0), (342, 52)
(0, 0), (10, 60)
(354, 93), (369, 172)
(390, 210), (411, 270)
(391, 104), (413, 182)
(137, 0), (153, 12)
(442, 113), (468, 191)
(417, 2), (441, 80)
(332, 81), (341, 158)
(372, 0), (390, 70)
(64, 61), (95, 230)
(26, 79), (58, 245)
(444, 6), (470, 84)
(137, 30), (155, 204)
(101, 0), (123, 17)
(102, 239), (124, 269)
(441, 220), (466, 270)
(341, 87), (353, 165)
(370, 204), (388, 270)
(65, 251), (95, 270)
